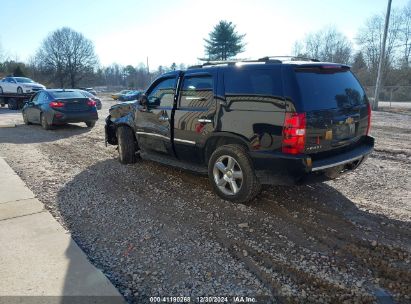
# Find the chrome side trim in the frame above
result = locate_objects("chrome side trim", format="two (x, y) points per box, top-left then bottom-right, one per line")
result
(174, 138), (196, 145)
(136, 132), (196, 145)
(311, 155), (363, 172)
(136, 131), (169, 140)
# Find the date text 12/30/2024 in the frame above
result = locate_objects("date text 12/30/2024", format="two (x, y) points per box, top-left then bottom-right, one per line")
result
(149, 296), (257, 303)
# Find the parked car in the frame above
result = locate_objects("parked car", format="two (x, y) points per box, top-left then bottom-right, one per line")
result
(118, 90), (143, 101)
(79, 90), (102, 110)
(111, 90), (131, 100)
(105, 57), (374, 203)
(79, 87), (98, 96)
(22, 89), (98, 130)
(0, 77), (45, 94)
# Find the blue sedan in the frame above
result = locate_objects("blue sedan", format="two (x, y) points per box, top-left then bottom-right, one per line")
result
(22, 89), (98, 130)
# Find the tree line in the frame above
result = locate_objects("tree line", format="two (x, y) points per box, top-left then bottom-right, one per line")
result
(293, 1), (411, 101)
(0, 1), (410, 101)
(0, 27), (186, 90)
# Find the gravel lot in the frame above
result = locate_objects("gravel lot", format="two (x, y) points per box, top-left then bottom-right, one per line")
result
(0, 96), (410, 303)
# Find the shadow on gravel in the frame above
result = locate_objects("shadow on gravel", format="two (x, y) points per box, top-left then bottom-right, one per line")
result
(54, 157), (411, 302)
(0, 123), (93, 144)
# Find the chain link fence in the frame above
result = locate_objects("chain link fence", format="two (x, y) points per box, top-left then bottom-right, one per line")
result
(365, 86), (411, 102)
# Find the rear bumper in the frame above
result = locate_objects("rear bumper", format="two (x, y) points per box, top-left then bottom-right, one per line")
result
(51, 110), (98, 124)
(250, 136), (374, 185)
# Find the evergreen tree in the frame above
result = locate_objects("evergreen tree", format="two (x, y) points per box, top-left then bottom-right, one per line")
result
(13, 65), (25, 77)
(352, 52), (367, 71)
(204, 21), (246, 61)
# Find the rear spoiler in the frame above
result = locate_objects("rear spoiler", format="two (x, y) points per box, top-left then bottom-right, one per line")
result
(295, 64), (350, 73)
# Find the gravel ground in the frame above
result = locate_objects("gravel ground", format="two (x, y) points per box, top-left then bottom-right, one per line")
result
(0, 96), (410, 303)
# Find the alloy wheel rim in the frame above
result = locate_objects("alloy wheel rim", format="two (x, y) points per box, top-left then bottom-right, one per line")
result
(213, 155), (243, 196)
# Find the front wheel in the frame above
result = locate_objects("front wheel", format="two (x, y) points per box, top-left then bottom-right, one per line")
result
(208, 144), (261, 203)
(117, 126), (137, 164)
(17, 87), (23, 94)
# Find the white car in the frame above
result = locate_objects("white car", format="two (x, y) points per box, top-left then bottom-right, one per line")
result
(0, 76), (46, 94)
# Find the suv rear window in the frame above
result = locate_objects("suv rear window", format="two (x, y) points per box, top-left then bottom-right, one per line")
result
(295, 69), (367, 111)
(50, 91), (86, 99)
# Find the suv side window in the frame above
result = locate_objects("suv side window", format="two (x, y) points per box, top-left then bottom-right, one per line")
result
(224, 68), (283, 97)
(146, 77), (176, 108)
(179, 75), (213, 108)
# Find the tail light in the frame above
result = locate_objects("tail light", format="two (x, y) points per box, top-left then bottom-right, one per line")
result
(366, 103), (372, 135)
(49, 101), (64, 108)
(282, 112), (306, 155)
(87, 99), (96, 107)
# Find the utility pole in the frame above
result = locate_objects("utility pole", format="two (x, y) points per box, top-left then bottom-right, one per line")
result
(373, 0), (392, 111)
(146, 56), (150, 74)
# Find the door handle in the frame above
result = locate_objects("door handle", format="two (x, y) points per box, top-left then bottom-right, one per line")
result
(197, 118), (212, 123)
(159, 116), (169, 121)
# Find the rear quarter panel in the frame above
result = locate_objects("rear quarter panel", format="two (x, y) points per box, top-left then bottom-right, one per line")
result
(218, 66), (288, 152)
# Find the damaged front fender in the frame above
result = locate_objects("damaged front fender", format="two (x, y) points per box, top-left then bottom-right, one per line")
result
(105, 101), (138, 146)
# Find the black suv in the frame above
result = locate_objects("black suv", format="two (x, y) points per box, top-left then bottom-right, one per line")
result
(105, 57), (374, 202)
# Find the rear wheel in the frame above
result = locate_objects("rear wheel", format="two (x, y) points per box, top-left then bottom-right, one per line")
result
(17, 87), (23, 94)
(0, 86), (3, 94)
(85, 121), (96, 128)
(117, 126), (137, 164)
(22, 111), (31, 125)
(41, 113), (52, 130)
(208, 144), (261, 203)
(8, 98), (18, 110)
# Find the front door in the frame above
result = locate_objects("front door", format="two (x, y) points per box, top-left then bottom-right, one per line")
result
(135, 76), (178, 155)
(173, 72), (217, 164)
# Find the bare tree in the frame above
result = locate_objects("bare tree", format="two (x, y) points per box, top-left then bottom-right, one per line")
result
(356, 10), (402, 73)
(293, 27), (353, 64)
(399, 1), (411, 65)
(35, 27), (98, 88)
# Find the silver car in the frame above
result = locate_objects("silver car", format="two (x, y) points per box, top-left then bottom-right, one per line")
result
(0, 77), (46, 94)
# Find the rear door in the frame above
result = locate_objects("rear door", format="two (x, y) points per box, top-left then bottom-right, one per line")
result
(25, 92), (41, 122)
(135, 76), (178, 155)
(31, 91), (48, 123)
(3, 77), (14, 92)
(173, 71), (217, 163)
(293, 65), (370, 154)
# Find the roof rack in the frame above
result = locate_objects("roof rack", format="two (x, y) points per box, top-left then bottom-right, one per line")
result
(259, 56), (320, 62)
(188, 56), (319, 69)
(188, 58), (281, 69)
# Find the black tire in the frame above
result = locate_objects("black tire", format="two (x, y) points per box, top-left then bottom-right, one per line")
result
(85, 121), (96, 128)
(117, 126), (137, 164)
(208, 144), (261, 203)
(0, 86), (3, 94)
(8, 98), (17, 110)
(17, 87), (23, 94)
(40, 113), (52, 130)
(22, 111), (31, 125)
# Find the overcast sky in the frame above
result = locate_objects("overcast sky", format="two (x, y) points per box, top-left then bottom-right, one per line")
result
(1, 0), (409, 70)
